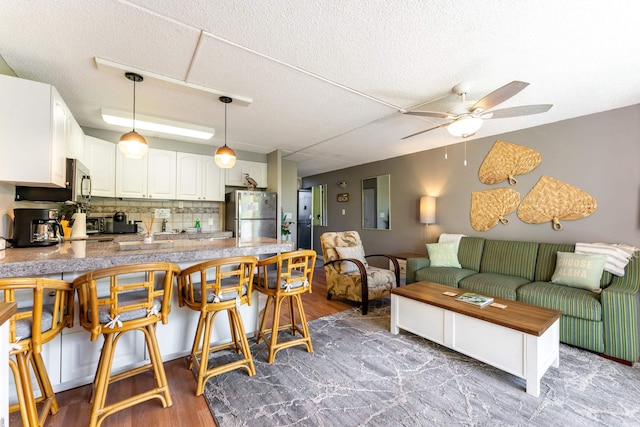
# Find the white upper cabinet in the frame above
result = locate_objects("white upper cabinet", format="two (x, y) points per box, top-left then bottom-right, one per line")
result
(66, 115), (85, 160)
(0, 74), (68, 187)
(176, 152), (224, 201)
(225, 160), (268, 188)
(84, 136), (116, 197)
(116, 148), (176, 199)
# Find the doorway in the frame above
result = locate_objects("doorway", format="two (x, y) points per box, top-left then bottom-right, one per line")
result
(297, 189), (312, 249)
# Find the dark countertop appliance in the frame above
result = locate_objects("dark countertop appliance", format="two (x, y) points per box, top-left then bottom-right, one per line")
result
(111, 212), (137, 234)
(13, 208), (63, 247)
(14, 158), (91, 203)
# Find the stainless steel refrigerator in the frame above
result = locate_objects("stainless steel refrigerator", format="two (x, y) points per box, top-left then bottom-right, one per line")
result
(225, 190), (277, 239)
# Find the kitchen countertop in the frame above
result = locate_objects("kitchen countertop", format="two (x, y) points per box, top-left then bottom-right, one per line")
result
(0, 237), (293, 278)
(82, 230), (233, 242)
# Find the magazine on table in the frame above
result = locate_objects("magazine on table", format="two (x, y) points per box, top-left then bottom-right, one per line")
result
(454, 292), (494, 308)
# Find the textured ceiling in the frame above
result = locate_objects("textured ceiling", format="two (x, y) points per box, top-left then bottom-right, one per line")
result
(2, 0), (639, 177)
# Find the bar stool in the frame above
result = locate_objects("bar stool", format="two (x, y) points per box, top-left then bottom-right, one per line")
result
(73, 262), (180, 427)
(1, 277), (74, 427)
(177, 256), (258, 396)
(255, 250), (316, 363)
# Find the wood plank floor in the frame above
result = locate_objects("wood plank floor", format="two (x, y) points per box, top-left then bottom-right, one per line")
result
(12, 267), (356, 427)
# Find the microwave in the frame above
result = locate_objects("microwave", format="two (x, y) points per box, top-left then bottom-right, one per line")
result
(86, 217), (105, 234)
(15, 158), (92, 203)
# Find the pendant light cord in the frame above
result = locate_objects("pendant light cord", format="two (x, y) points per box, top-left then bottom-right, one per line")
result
(132, 77), (137, 132)
(224, 100), (227, 147)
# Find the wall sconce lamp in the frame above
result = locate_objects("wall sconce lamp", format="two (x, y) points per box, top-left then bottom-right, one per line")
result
(420, 196), (436, 242)
(338, 181), (347, 189)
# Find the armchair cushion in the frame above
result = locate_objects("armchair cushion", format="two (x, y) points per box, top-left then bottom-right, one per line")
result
(335, 245), (369, 273)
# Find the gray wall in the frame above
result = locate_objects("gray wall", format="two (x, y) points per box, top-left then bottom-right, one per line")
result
(302, 104), (640, 257)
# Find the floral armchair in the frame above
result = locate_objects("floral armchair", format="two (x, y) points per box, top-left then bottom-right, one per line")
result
(320, 231), (400, 314)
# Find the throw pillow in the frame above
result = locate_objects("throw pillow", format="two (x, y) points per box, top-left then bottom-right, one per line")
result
(426, 242), (462, 268)
(335, 245), (369, 273)
(551, 252), (606, 291)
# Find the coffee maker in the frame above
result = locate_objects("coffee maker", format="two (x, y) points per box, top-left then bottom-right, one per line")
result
(13, 208), (64, 248)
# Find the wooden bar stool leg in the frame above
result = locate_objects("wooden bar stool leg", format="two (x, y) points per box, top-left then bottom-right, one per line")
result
(227, 310), (240, 353)
(266, 296), (285, 363)
(189, 313), (207, 369)
(32, 351), (58, 415)
(230, 307), (255, 375)
(90, 334), (117, 427)
(294, 294), (313, 353)
(142, 324), (172, 407)
(195, 312), (215, 396)
(15, 352), (39, 427)
(256, 295), (273, 345)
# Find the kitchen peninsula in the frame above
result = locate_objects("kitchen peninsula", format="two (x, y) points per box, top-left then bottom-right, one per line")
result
(1, 236), (294, 395)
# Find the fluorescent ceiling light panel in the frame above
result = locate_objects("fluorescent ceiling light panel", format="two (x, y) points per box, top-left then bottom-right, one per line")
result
(101, 108), (215, 140)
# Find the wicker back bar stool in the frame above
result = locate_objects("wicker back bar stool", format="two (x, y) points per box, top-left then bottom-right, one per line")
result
(73, 262), (180, 427)
(1, 277), (74, 427)
(254, 250), (316, 363)
(177, 256), (258, 396)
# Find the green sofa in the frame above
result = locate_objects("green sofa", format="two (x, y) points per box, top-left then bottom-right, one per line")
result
(406, 237), (640, 363)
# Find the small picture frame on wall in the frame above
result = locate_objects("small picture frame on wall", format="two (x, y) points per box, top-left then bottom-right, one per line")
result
(337, 193), (349, 202)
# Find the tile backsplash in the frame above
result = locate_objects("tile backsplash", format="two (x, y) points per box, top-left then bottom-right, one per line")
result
(88, 198), (224, 234)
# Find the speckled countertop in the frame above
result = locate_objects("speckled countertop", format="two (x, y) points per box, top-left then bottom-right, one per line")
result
(0, 236), (293, 278)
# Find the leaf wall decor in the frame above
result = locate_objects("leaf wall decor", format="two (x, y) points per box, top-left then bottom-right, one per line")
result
(478, 140), (542, 185)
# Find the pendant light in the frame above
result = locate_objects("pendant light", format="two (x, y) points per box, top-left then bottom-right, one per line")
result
(118, 72), (149, 159)
(215, 96), (237, 168)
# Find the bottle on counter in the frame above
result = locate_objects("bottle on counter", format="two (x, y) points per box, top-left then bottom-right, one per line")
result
(195, 219), (201, 232)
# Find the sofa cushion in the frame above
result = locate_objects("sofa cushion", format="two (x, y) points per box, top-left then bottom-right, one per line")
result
(457, 237), (485, 271)
(517, 281), (602, 322)
(480, 240), (538, 281)
(458, 273), (530, 300)
(415, 268), (477, 288)
(551, 252), (607, 291)
(535, 243), (575, 282)
(426, 242), (461, 268)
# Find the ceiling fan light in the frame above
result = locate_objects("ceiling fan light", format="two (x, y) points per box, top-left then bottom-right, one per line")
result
(447, 116), (483, 138)
(214, 144), (236, 168)
(118, 131), (149, 159)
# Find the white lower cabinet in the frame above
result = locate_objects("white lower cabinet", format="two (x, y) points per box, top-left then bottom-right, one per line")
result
(59, 329), (146, 388)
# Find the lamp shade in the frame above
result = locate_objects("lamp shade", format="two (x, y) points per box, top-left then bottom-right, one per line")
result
(118, 130), (149, 159)
(420, 196), (436, 224)
(447, 116), (483, 138)
(214, 145), (236, 168)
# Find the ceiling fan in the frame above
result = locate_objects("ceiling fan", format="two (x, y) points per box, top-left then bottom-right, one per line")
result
(402, 81), (552, 139)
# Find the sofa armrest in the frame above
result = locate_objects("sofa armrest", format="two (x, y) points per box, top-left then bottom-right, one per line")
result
(406, 257), (431, 284)
(601, 255), (640, 362)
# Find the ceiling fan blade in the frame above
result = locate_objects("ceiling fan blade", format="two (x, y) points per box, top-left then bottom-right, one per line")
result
(482, 104), (553, 119)
(471, 81), (529, 112)
(404, 111), (453, 119)
(401, 122), (452, 140)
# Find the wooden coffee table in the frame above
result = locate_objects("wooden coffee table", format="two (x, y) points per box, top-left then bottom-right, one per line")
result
(391, 281), (561, 396)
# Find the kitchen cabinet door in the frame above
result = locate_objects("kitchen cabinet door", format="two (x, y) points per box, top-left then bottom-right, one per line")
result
(116, 148), (176, 199)
(176, 152), (202, 200)
(116, 151), (147, 198)
(147, 148), (176, 199)
(176, 153), (224, 201)
(202, 155), (225, 201)
(66, 115), (85, 160)
(84, 136), (116, 197)
(0, 74), (68, 187)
